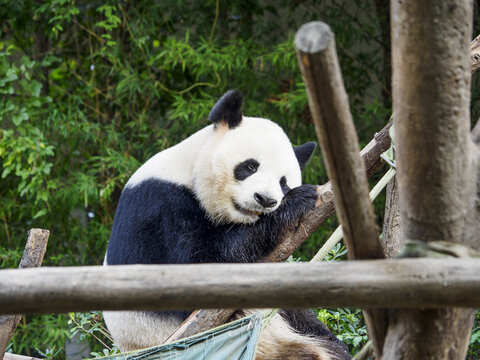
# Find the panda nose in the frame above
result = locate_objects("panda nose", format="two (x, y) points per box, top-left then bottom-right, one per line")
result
(254, 193), (277, 208)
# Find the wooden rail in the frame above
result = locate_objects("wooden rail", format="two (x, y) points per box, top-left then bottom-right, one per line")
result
(1, 259), (480, 314)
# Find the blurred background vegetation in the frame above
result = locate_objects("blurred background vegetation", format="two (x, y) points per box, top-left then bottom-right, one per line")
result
(1, 0), (480, 358)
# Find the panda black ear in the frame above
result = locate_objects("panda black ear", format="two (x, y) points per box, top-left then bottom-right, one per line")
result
(209, 90), (243, 129)
(294, 142), (316, 170)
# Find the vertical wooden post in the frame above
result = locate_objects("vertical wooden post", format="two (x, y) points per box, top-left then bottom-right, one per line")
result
(384, 1), (479, 358)
(294, 21), (387, 357)
(0, 229), (49, 358)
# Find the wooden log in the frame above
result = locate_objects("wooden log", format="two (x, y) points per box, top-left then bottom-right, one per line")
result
(294, 21), (386, 356)
(393, 2), (477, 250)
(1, 259), (480, 313)
(0, 229), (49, 359)
(164, 308), (235, 343)
(385, 1), (478, 359)
(380, 31), (480, 259)
(381, 177), (403, 258)
(294, 21), (382, 261)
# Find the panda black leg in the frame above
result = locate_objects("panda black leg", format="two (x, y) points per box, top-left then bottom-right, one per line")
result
(279, 309), (333, 338)
(280, 309), (351, 359)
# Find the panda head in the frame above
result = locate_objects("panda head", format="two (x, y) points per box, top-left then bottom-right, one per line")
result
(193, 90), (316, 224)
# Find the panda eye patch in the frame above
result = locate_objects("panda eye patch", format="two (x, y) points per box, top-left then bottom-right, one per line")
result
(234, 159), (260, 181)
(280, 176), (290, 195)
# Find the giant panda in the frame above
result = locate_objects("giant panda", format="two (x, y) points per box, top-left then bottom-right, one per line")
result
(104, 90), (351, 360)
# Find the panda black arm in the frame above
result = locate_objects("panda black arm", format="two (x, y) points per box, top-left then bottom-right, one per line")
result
(204, 184), (318, 263)
(107, 179), (317, 265)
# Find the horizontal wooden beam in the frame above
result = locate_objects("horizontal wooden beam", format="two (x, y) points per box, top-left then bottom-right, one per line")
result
(1, 259), (480, 313)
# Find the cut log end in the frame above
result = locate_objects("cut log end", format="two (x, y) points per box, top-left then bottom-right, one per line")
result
(294, 21), (332, 54)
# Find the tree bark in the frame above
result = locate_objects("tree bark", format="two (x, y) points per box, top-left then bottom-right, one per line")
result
(381, 176), (403, 258)
(385, 1), (479, 358)
(0, 229), (49, 359)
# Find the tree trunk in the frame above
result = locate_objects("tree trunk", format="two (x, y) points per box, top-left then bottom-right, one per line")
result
(384, 0), (479, 358)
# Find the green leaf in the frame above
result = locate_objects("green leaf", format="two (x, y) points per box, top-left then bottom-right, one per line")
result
(1, 167), (12, 178)
(12, 111), (29, 126)
(33, 209), (47, 219)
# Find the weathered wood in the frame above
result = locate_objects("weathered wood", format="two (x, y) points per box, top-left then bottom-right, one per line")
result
(393, 2), (476, 249)
(1, 260), (480, 313)
(295, 21), (386, 357)
(164, 308), (235, 343)
(386, 1), (478, 359)
(0, 229), (49, 359)
(381, 177), (403, 258)
(294, 21), (382, 261)
(379, 31), (480, 258)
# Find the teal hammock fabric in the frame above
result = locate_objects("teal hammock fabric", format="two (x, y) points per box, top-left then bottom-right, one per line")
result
(99, 314), (263, 360)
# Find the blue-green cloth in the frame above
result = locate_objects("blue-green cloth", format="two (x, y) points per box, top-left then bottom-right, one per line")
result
(99, 314), (262, 360)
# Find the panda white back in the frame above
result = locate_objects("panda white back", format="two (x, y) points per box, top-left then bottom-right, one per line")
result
(126, 125), (215, 189)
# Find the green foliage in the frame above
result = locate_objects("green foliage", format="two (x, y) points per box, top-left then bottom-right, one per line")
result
(468, 311), (480, 359)
(68, 312), (119, 357)
(317, 308), (368, 355)
(8, 314), (70, 357)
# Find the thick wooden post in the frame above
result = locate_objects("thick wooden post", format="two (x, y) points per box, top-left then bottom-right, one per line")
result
(294, 21), (387, 357)
(384, 1), (479, 359)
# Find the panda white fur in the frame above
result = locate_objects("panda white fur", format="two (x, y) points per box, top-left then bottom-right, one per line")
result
(104, 90), (350, 360)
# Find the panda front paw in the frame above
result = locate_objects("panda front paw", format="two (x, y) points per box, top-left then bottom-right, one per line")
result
(285, 184), (318, 210)
(275, 184), (318, 226)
